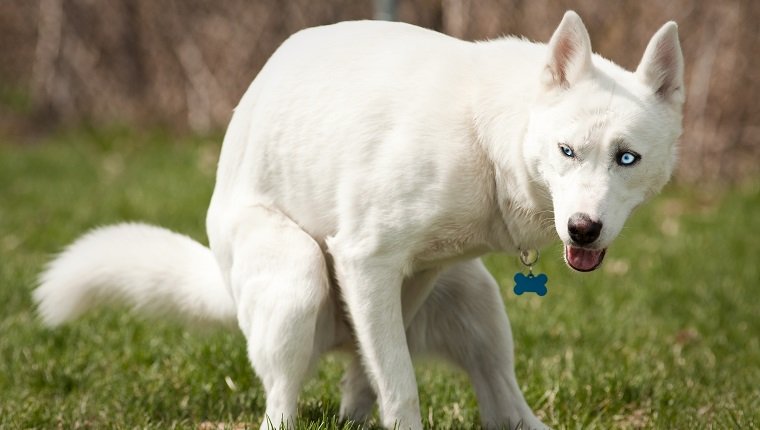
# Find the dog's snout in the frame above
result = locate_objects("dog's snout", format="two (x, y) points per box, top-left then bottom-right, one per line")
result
(567, 213), (602, 245)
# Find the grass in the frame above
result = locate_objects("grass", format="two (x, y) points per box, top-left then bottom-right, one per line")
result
(1, 129), (759, 429)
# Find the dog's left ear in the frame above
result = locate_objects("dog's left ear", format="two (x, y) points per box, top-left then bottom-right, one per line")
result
(636, 22), (685, 105)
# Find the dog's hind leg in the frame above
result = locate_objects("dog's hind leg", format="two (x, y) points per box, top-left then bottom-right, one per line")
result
(407, 259), (548, 429)
(222, 205), (330, 430)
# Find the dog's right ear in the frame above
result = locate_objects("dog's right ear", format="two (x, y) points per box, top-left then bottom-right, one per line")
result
(543, 11), (593, 89)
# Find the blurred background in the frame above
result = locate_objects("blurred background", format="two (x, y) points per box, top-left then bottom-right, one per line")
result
(1, 0), (758, 184)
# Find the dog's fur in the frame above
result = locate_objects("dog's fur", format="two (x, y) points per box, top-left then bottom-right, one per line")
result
(34, 12), (683, 430)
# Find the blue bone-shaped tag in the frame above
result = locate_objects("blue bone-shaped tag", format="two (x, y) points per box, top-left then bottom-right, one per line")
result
(513, 273), (548, 296)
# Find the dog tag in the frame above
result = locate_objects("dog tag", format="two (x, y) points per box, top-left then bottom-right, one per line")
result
(513, 249), (548, 296)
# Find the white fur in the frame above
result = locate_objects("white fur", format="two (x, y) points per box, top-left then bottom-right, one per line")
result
(34, 223), (234, 326)
(35, 11), (683, 430)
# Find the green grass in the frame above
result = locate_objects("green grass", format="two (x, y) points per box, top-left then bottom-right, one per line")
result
(1, 130), (759, 429)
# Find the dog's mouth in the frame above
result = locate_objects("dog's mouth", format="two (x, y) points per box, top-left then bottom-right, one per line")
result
(564, 245), (606, 272)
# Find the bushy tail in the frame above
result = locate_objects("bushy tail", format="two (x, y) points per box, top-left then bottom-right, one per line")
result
(34, 223), (236, 327)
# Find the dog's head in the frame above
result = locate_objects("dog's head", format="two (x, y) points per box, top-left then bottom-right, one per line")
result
(524, 12), (684, 271)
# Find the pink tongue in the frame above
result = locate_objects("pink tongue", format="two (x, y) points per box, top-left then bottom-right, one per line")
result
(565, 245), (606, 272)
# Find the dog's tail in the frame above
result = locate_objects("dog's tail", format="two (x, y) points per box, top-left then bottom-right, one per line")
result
(33, 222), (236, 327)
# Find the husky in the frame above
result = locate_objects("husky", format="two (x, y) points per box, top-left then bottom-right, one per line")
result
(34, 11), (684, 430)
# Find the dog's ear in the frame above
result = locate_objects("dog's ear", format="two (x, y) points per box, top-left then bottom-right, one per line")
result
(636, 22), (685, 105)
(543, 11), (593, 89)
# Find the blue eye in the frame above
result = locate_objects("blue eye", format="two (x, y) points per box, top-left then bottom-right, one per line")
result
(616, 151), (640, 166)
(559, 143), (575, 158)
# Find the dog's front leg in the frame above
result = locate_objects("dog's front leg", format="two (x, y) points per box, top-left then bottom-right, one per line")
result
(330, 246), (422, 430)
(339, 269), (441, 423)
(407, 259), (548, 429)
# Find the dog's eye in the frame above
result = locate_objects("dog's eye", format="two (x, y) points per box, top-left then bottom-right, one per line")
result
(616, 151), (640, 166)
(558, 143), (575, 158)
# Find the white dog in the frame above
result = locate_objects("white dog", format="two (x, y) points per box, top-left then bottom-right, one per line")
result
(35, 11), (683, 430)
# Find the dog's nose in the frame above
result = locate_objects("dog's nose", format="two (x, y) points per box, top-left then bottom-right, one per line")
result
(567, 213), (602, 245)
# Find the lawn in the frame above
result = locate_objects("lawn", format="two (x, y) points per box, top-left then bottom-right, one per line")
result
(1, 130), (758, 429)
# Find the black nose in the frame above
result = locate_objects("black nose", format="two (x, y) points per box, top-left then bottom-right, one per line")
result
(568, 213), (602, 245)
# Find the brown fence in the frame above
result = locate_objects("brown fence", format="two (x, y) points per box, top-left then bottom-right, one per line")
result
(1, 0), (758, 183)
